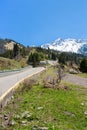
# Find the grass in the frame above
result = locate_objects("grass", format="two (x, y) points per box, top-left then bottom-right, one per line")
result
(0, 57), (28, 70)
(0, 67), (87, 130)
(77, 73), (87, 78)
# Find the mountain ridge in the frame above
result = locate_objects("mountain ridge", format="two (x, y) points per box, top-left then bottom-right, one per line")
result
(41, 38), (87, 55)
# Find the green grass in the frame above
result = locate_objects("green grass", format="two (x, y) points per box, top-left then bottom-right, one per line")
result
(1, 84), (87, 129)
(77, 73), (87, 78)
(0, 67), (87, 130)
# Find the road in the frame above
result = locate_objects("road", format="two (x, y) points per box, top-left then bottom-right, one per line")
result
(0, 66), (32, 77)
(0, 67), (45, 101)
(47, 60), (57, 66)
(63, 73), (87, 87)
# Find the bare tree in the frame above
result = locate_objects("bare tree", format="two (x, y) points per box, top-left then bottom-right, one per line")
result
(57, 64), (64, 86)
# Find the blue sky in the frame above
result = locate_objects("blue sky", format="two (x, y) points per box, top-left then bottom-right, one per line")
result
(0, 0), (87, 46)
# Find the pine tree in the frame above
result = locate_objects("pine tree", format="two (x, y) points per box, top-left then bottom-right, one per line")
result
(13, 44), (19, 57)
(80, 58), (87, 72)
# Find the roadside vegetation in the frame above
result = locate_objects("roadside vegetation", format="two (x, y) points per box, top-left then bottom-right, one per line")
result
(0, 66), (87, 130)
(0, 57), (21, 70)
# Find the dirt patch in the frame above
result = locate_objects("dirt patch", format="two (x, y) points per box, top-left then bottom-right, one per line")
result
(63, 73), (87, 87)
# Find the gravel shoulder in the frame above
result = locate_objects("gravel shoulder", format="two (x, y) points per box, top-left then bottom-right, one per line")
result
(62, 73), (87, 87)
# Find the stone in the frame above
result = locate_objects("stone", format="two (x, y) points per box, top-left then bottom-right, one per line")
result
(8, 120), (15, 126)
(69, 69), (78, 74)
(4, 114), (8, 120)
(37, 107), (43, 110)
(21, 111), (31, 118)
(11, 96), (14, 99)
(64, 111), (75, 117)
(81, 102), (84, 106)
(31, 125), (38, 130)
(21, 111), (35, 121)
(39, 127), (48, 130)
(84, 111), (87, 115)
(21, 120), (27, 126)
(14, 114), (21, 119)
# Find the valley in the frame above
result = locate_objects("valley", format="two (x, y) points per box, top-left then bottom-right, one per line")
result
(0, 38), (87, 130)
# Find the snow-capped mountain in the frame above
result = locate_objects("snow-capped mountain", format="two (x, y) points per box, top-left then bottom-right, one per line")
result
(41, 38), (87, 55)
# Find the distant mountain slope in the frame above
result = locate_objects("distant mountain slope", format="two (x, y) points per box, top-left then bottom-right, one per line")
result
(41, 38), (87, 55)
(0, 38), (24, 54)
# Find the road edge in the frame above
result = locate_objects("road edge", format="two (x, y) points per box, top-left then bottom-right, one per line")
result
(0, 67), (45, 109)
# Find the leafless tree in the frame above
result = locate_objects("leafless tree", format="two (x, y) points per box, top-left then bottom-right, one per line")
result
(56, 64), (64, 86)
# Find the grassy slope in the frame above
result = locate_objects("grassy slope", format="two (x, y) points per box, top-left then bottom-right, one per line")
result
(0, 67), (87, 130)
(0, 57), (27, 70)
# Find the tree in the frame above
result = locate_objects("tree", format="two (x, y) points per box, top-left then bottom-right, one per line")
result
(80, 58), (87, 73)
(28, 52), (33, 63)
(51, 52), (56, 60)
(28, 52), (40, 67)
(20, 47), (26, 57)
(13, 44), (19, 58)
(58, 52), (66, 64)
(56, 64), (64, 86)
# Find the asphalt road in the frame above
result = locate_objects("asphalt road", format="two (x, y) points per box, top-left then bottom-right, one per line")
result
(0, 67), (45, 99)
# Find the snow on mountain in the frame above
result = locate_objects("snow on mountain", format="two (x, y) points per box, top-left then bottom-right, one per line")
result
(41, 38), (87, 55)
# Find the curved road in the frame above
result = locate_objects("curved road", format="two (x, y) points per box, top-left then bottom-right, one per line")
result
(0, 67), (45, 102)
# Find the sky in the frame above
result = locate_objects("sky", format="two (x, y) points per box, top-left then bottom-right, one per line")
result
(0, 0), (87, 46)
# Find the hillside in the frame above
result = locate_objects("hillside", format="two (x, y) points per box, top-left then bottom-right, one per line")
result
(0, 38), (24, 54)
(0, 57), (27, 70)
(0, 57), (21, 70)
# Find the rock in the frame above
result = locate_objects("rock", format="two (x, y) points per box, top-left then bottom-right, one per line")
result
(81, 102), (84, 106)
(8, 120), (15, 126)
(37, 107), (43, 110)
(21, 120), (27, 126)
(21, 111), (31, 118)
(69, 69), (78, 74)
(21, 111), (35, 121)
(4, 114), (8, 120)
(64, 111), (75, 117)
(39, 127), (48, 130)
(11, 96), (14, 99)
(31, 125), (48, 130)
(31, 125), (38, 130)
(84, 111), (87, 115)
(14, 114), (21, 119)
(60, 85), (70, 90)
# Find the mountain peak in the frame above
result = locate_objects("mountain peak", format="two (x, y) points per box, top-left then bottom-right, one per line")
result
(41, 38), (87, 55)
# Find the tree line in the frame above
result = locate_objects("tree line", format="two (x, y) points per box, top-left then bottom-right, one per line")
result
(0, 44), (87, 72)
